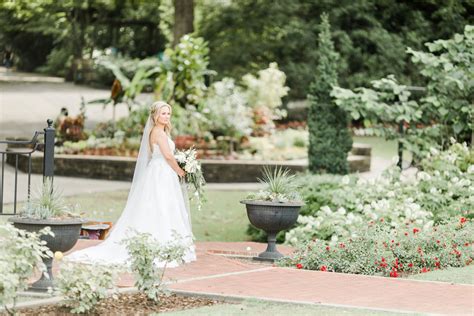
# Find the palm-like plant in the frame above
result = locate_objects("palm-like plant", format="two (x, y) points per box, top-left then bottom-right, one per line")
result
(249, 166), (301, 203)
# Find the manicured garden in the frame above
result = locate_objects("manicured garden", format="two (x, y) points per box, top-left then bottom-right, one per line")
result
(1, 1), (473, 315)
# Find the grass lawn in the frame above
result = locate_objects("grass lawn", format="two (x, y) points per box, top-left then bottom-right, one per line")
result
(164, 299), (414, 316)
(353, 136), (413, 164)
(407, 264), (474, 285)
(1, 189), (252, 242)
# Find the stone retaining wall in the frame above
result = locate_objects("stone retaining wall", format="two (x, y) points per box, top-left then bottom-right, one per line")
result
(7, 144), (370, 183)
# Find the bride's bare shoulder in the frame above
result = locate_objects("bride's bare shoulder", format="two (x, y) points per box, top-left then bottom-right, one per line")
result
(150, 127), (167, 140)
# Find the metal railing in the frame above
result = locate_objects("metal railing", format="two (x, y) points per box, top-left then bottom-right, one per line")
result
(0, 119), (55, 215)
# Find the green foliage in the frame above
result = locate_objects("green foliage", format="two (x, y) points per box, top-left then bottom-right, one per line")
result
(408, 25), (474, 146)
(20, 178), (77, 220)
(246, 166), (301, 203)
(0, 224), (53, 314)
(307, 14), (352, 174)
(285, 143), (473, 245)
(155, 35), (213, 109)
(55, 262), (120, 314)
(122, 231), (189, 302)
(0, 0), (166, 73)
(197, 0), (473, 100)
(333, 26), (473, 161)
(279, 217), (474, 277)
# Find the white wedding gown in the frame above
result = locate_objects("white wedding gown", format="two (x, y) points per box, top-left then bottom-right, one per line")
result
(67, 137), (196, 267)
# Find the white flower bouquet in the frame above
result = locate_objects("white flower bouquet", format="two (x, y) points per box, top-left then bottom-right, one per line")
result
(175, 148), (206, 210)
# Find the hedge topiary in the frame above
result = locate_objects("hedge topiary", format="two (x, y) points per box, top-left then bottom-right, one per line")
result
(308, 14), (352, 174)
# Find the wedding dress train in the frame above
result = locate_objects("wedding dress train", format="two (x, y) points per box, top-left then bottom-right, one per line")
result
(67, 137), (196, 267)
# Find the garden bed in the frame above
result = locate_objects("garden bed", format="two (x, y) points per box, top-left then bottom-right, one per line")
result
(14, 292), (219, 315)
(6, 144), (370, 182)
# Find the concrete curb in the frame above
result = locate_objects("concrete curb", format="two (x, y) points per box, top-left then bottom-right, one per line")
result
(169, 289), (419, 314)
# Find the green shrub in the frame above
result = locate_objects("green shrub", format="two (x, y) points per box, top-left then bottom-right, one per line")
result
(122, 231), (190, 302)
(285, 142), (473, 245)
(279, 217), (473, 277)
(307, 14), (352, 174)
(0, 224), (52, 314)
(55, 262), (120, 314)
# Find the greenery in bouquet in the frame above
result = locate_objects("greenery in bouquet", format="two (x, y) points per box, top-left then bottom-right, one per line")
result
(175, 148), (206, 210)
(246, 166), (301, 203)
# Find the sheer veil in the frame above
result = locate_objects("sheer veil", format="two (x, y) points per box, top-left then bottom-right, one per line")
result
(129, 115), (153, 197)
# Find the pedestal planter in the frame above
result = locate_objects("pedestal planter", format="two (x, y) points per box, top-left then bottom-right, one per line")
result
(240, 200), (302, 261)
(8, 217), (84, 292)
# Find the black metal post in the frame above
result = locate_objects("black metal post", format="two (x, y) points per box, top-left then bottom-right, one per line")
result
(43, 119), (55, 180)
(397, 121), (404, 169)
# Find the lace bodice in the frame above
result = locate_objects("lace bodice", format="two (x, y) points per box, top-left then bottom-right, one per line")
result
(151, 137), (175, 160)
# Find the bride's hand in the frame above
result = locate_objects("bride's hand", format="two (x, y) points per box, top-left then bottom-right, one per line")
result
(177, 168), (186, 178)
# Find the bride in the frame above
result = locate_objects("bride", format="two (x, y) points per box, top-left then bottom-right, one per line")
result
(67, 101), (196, 266)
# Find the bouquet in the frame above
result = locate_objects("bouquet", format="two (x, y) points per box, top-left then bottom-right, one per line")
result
(175, 148), (206, 210)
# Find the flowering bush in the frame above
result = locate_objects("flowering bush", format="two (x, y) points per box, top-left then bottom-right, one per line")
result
(121, 231), (189, 302)
(201, 78), (253, 140)
(0, 224), (52, 314)
(175, 147), (206, 211)
(242, 62), (290, 135)
(55, 262), (120, 314)
(279, 217), (473, 277)
(284, 143), (473, 245)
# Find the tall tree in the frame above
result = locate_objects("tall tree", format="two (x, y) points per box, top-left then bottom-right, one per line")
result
(308, 14), (352, 174)
(173, 0), (194, 46)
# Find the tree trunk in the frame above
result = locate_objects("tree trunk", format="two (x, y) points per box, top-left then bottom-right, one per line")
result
(173, 0), (194, 46)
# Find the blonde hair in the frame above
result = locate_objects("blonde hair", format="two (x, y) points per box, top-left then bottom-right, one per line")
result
(150, 101), (172, 134)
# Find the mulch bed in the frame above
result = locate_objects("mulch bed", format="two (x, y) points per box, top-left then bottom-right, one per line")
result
(16, 293), (219, 315)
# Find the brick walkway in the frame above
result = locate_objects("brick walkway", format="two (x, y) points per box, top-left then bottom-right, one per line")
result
(64, 240), (474, 315)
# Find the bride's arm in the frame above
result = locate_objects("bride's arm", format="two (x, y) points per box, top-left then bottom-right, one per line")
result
(154, 130), (185, 177)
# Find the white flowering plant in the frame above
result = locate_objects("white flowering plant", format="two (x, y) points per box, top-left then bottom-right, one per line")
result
(282, 142), (473, 247)
(175, 147), (206, 210)
(242, 62), (290, 135)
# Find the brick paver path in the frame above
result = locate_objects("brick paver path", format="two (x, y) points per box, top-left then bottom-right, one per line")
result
(62, 240), (474, 315)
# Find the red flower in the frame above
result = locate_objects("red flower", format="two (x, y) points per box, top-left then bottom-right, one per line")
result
(339, 243), (346, 249)
(464, 242), (470, 247)
(404, 232), (409, 236)
(408, 263), (413, 268)
(320, 265), (327, 272)
(326, 246), (330, 251)
(435, 261), (440, 268)
(390, 268), (399, 278)
(421, 267), (430, 273)
(436, 240), (440, 244)
(413, 228), (420, 234)
(460, 217), (467, 225)
(296, 263), (303, 269)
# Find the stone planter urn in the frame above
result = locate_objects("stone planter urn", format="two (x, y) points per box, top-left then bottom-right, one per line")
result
(8, 217), (84, 292)
(240, 200), (303, 261)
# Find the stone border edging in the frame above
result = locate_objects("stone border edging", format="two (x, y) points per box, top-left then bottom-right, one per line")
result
(7, 153), (370, 183)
